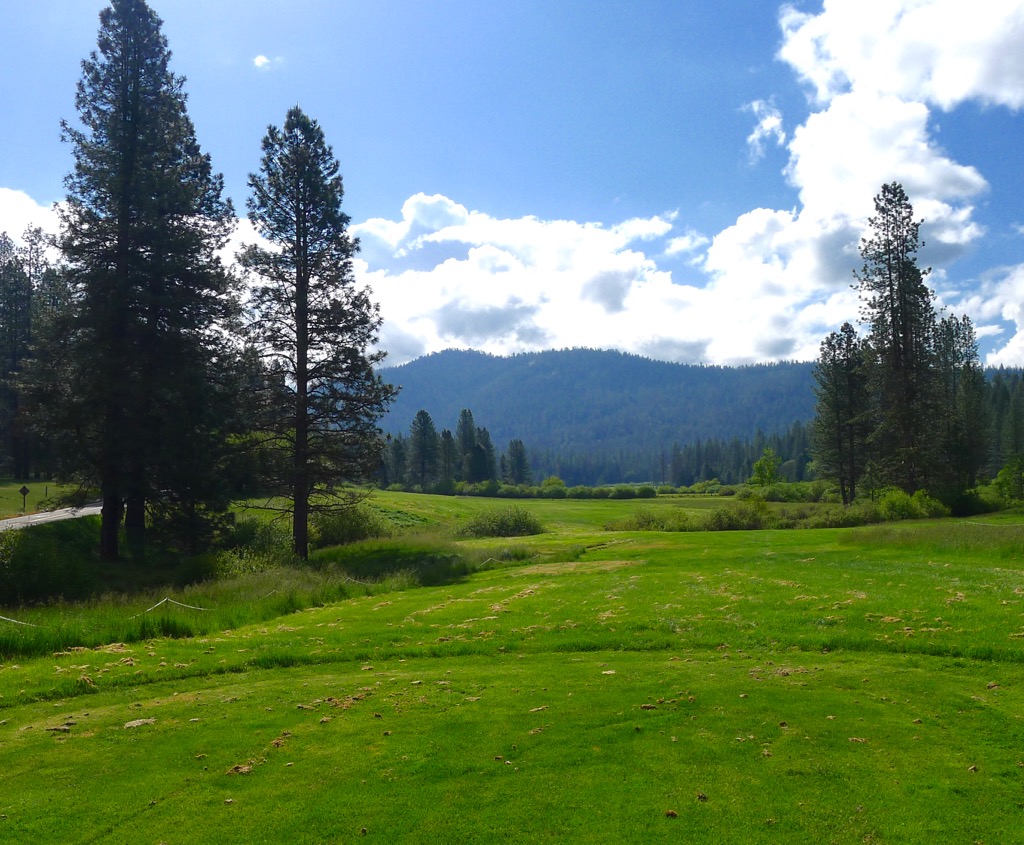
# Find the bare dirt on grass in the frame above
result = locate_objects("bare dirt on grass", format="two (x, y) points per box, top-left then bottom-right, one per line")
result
(517, 559), (643, 576)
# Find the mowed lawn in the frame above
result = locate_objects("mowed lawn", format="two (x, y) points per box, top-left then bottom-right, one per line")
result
(2, 498), (1024, 843)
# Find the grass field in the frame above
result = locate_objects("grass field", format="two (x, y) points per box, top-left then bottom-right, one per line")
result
(2, 492), (1024, 843)
(0, 478), (65, 519)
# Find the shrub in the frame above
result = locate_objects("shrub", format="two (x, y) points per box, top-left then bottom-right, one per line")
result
(877, 488), (918, 521)
(877, 488), (949, 521)
(567, 486), (592, 499)
(635, 485), (658, 499)
(214, 519), (296, 576)
(608, 486), (636, 500)
(455, 505), (545, 538)
(910, 490), (950, 519)
(605, 507), (692, 532)
(310, 505), (393, 549)
(311, 536), (470, 586)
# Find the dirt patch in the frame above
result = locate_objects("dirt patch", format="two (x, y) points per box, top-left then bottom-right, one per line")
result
(518, 559), (642, 576)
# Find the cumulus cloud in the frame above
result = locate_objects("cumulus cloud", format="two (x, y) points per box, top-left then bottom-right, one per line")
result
(684, 0), (1024, 364)
(779, 0), (1024, 109)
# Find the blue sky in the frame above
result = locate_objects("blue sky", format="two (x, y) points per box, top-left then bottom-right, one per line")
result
(2, 0), (1024, 366)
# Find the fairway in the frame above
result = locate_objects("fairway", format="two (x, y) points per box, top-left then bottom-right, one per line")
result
(2, 499), (1024, 843)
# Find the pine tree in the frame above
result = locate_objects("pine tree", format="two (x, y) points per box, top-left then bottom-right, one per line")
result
(504, 438), (532, 485)
(934, 315), (987, 495)
(0, 233), (32, 478)
(856, 182), (937, 492)
(811, 323), (870, 504)
(408, 409), (440, 489)
(240, 106), (395, 559)
(455, 409), (477, 480)
(26, 0), (235, 559)
(439, 429), (456, 485)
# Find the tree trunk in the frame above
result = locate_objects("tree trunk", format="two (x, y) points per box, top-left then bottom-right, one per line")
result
(125, 491), (146, 560)
(100, 489), (121, 562)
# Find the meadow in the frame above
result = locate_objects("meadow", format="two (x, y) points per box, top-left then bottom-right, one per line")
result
(2, 491), (1024, 843)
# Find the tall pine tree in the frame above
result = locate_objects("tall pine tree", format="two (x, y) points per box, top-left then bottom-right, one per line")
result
(856, 182), (936, 493)
(30, 0), (235, 559)
(240, 106), (395, 559)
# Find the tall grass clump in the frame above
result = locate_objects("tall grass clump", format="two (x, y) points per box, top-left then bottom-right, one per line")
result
(311, 535), (470, 586)
(454, 505), (545, 538)
(0, 517), (100, 604)
(212, 519), (297, 576)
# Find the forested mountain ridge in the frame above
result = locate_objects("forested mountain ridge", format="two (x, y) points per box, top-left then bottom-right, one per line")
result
(381, 348), (817, 456)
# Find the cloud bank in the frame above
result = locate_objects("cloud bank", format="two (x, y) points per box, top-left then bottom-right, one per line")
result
(355, 0), (1024, 366)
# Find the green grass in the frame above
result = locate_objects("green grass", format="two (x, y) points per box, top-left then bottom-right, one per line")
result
(0, 478), (69, 519)
(2, 494), (1024, 842)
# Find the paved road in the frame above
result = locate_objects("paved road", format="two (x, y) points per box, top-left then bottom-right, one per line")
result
(0, 504), (103, 532)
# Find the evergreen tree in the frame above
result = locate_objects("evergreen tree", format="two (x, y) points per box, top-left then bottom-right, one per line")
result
(240, 105), (395, 559)
(475, 426), (498, 481)
(455, 408), (477, 480)
(27, 0), (236, 559)
(811, 323), (870, 504)
(934, 315), (987, 494)
(504, 438), (532, 485)
(439, 428), (456, 484)
(0, 233), (32, 478)
(382, 434), (407, 488)
(407, 409), (440, 489)
(856, 182), (937, 492)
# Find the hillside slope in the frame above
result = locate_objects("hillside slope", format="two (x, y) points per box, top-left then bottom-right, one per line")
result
(381, 348), (816, 455)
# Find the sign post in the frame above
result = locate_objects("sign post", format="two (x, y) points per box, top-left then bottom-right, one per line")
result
(19, 485), (29, 512)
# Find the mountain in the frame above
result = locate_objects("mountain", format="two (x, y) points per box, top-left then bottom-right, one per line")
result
(380, 348), (816, 459)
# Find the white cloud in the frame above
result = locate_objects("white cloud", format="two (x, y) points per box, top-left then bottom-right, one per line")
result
(745, 99), (787, 162)
(665, 229), (709, 257)
(253, 55), (284, 71)
(779, 0), (1024, 109)
(0, 188), (58, 244)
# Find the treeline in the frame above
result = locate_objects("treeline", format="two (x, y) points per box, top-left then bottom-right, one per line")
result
(531, 422), (812, 487)
(380, 408), (531, 492)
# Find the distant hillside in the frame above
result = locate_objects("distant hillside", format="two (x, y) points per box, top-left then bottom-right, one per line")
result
(380, 348), (816, 457)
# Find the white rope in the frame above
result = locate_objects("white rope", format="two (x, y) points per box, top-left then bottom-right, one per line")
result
(0, 614), (38, 627)
(130, 597), (210, 618)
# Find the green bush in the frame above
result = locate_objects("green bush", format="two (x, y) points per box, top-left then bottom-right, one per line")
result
(910, 490), (950, 519)
(456, 505), (545, 538)
(877, 488), (918, 521)
(311, 536), (470, 586)
(310, 505), (393, 549)
(877, 488), (949, 521)
(799, 501), (881, 528)
(636, 485), (658, 498)
(605, 506), (690, 532)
